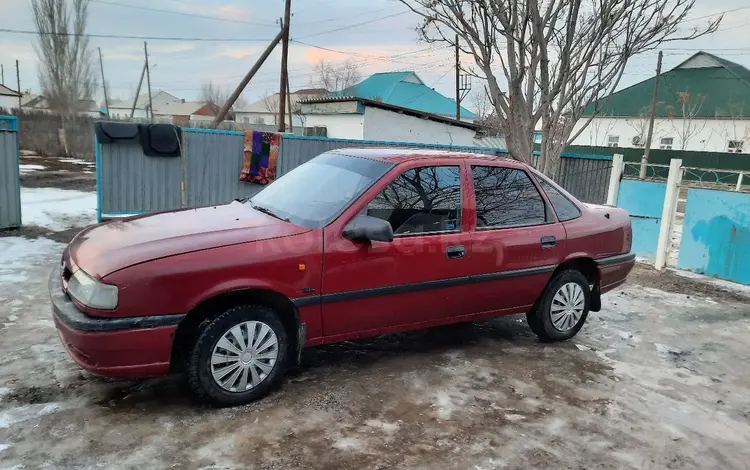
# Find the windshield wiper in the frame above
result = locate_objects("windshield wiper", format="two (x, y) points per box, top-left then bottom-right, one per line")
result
(251, 203), (291, 222)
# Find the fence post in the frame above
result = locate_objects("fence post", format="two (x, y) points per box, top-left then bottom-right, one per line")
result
(606, 153), (624, 206)
(654, 158), (683, 271)
(736, 172), (744, 192)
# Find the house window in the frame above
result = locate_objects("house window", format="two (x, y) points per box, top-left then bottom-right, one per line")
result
(728, 140), (744, 153)
(660, 137), (674, 150)
(607, 135), (619, 148)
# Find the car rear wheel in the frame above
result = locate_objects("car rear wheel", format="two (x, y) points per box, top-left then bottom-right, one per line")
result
(526, 270), (590, 342)
(188, 304), (288, 406)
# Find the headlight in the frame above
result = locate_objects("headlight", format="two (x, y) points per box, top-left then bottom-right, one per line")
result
(67, 269), (119, 310)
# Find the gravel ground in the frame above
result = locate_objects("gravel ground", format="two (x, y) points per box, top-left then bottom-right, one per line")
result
(1, 237), (749, 469)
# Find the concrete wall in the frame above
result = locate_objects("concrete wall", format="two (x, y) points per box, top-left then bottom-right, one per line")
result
(0, 117), (21, 229)
(236, 111), (306, 128)
(571, 116), (750, 153)
(110, 108), (148, 119)
(304, 114), (365, 140)
(678, 188), (750, 284)
(363, 106), (476, 146)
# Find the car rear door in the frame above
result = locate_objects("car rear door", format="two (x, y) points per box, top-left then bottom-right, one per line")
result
(466, 163), (566, 315)
(320, 160), (475, 338)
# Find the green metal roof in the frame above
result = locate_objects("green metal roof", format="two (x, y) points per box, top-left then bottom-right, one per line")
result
(333, 72), (476, 118)
(583, 52), (750, 118)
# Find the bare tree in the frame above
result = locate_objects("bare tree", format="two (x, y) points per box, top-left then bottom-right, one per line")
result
(312, 59), (361, 92)
(398, 0), (720, 176)
(668, 90), (706, 150)
(261, 92), (279, 126)
(471, 85), (492, 120)
(201, 80), (246, 119)
(718, 101), (750, 153)
(625, 104), (664, 147)
(32, 0), (97, 114)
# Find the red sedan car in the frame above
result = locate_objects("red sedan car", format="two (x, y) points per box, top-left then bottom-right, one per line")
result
(50, 149), (634, 406)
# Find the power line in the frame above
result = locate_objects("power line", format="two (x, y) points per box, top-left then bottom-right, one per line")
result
(0, 28), (270, 42)
(683, 5), (750, 23)
(89, 0), (276, 27)
(296, 11), (412, 39)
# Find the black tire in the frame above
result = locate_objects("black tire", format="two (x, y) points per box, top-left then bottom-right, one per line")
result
(527, 270), (590, 342)
(188, 304), (288, 406)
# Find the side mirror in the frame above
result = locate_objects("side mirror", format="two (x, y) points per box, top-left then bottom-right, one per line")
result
(343, 215), (394, 243)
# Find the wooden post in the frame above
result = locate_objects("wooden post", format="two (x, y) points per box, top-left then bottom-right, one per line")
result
(130, 62), (147, 119)
(98, 48), (110, 117)
(455, 34), (460, 120)
(277, 0), (292, 132)
(212, 29), (284, 126)
(15, 60), (21, 110)
(144, 42), (153, 119)
(640, 51), (663, 179)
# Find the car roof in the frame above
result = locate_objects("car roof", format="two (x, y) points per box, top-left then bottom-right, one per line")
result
(329, 148), (525, 167)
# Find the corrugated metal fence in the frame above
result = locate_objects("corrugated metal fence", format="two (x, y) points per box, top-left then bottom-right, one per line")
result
(277, 135), (504, 176)
(556, 154), (612, 204)
(0, 116), (21, 229)
(98, 128), (264, 220)
(97, 129), (611, 219)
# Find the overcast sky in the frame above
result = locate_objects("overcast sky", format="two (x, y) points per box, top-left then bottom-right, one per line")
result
(1, 0), (749, 109)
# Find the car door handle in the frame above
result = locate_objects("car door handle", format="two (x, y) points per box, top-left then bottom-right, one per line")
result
(540, 236), (556, 248)
(446, 245), (466, 259)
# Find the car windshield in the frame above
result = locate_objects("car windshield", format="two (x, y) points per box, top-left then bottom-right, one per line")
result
(247, 152), (393, 229)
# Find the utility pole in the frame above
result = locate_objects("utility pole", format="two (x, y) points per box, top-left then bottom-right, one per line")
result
(212, 29), (284, 126)
(15, 60), (21, 110)
(286, 75), (294, 134)
(278, 0), (292, 132)
(455, 34), (460, 120)
(144, 42), (153, 120)
(98, 48), (110, 117)
(640, 51), (663, 179)
(130, 62), (147, 119)
(1, 65), (4, 85)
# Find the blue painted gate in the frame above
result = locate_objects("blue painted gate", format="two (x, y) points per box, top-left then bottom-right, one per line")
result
(678, 188), (750, 285)
(616, 179), (667, 261)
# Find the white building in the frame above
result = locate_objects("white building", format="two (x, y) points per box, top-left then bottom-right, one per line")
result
(0, 84), (21, 111)
(300, 97), (482, 146)
(109, 91), (182, 119)
(235, 88), (328, 128)
(21, 93), (102, 118)
(571, 52), (750, 154)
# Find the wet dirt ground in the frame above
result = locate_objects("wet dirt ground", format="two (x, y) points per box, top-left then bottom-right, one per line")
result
(1, 243), (750, 469)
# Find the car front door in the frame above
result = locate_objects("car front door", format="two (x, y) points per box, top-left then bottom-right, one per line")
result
(320, 161), (475, 339)
(467, 164), (567, 315)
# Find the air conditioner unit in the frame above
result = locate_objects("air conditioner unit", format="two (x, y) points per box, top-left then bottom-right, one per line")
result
(632, 135), (643, 147)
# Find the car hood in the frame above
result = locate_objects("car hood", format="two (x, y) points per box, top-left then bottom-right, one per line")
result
(67, 201), (309, 278)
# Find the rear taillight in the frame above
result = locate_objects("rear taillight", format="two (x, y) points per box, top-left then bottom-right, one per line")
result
(624, 225), (632, 253)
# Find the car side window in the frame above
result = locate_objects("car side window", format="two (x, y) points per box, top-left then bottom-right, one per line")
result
(533, 174), (582, 222)
(472, 166), (547, 228)
(366, 165), (461, 235)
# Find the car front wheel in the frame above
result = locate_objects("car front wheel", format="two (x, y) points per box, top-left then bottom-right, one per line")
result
(188, 304), (288, 406)
(526, 270), (590, 342)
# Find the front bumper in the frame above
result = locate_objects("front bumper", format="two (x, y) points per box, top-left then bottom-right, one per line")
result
(49, 269), (184, 378)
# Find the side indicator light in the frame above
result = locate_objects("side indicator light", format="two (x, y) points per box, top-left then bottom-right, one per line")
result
(298, 263), (306, 271)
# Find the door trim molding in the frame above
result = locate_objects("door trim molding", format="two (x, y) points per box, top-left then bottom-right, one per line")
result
(292, 264), (556, 307)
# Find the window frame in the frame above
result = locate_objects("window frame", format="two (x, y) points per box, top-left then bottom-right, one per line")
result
(607, 135), (620, 148)
(530, 169), (583, 223)
(471, 164), (554, 231)
(660, 137), (674, 150)
(363, 163), (464, 238)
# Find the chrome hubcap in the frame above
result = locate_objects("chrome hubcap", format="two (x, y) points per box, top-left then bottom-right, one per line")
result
(550, 282), (585, 331)
(210, 321), (279, 393)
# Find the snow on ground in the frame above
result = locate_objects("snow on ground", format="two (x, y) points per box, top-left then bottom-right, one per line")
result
(20, 187), (97, 232)
(58, 158), (94, 166)
(0, 238), (62, 284)
(19, 164), (46, 174)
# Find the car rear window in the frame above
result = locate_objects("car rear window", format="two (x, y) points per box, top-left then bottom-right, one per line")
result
(532, 174), (581, 222)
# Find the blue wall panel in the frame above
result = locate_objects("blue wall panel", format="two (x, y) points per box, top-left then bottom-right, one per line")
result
(617, 179), (667, 260)
(678, 188), (750, 285)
